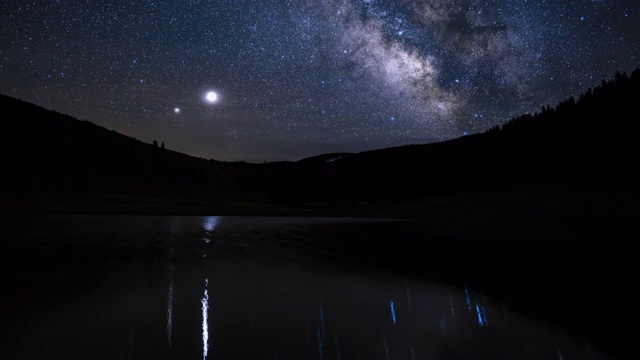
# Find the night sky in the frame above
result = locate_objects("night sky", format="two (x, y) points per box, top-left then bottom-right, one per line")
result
(1, 1), (639, 162)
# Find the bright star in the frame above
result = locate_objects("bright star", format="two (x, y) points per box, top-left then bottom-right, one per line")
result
(174, 107), (180, 113)
(205, 91), (218, 103)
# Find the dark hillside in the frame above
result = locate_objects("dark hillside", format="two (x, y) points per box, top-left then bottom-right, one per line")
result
(2, 68), (640, 214)
(255, 68), (640, 207)
(0, 95), (286, 214)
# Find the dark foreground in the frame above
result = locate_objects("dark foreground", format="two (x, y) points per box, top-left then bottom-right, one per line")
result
(326, 188), (640, 360)
(2, 187), (639, 359)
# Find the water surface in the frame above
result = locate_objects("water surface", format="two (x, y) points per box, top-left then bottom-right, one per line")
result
(0, 216), (608, 359)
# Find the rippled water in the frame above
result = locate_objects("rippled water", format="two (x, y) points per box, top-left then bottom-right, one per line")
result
(0, 216), (610, 359)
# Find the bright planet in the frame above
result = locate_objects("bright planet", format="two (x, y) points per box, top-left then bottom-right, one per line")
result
(205, 91), (218, 103)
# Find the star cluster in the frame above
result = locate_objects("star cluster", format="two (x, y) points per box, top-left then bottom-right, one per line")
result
(1, 1), (639, 161)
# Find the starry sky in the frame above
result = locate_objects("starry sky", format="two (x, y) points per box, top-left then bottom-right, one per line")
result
(1, 1), (639, 162)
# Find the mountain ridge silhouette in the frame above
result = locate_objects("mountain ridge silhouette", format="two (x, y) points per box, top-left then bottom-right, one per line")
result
(2, 67), (640, 214)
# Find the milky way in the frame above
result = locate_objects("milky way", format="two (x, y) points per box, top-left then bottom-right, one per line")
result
(1, 1), (639, 161)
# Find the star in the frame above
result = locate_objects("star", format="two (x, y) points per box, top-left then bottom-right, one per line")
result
(205, 91), (218, 104)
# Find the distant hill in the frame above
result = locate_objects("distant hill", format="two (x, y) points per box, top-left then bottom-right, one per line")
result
(0, 94), (279, 214)
(1, 95), (239, 189)
(1, 67), (639, 213)
(254, 67), (640, 205)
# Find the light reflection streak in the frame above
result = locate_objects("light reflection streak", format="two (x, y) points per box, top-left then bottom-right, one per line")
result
(202, 217), (220, 244)
(465, 286), (489, 327)
(465, 287), (472, 310)
(167, 264), (175, 347)
(202, 278), (209, 359)
(475, 304), (488, 327)
(390, 300), (397, 326)
(203, 217), (219, 232)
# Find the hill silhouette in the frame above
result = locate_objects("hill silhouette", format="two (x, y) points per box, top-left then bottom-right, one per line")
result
(251, 68), (640, 207)
(2, 67), (639, 214)
(0, 95), (295, 214)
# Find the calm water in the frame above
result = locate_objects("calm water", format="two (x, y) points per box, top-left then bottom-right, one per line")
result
(0, 216), (609, 359)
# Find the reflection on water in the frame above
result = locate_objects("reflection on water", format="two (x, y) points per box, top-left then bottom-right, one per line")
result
(390, 300), (397, 326)
(0, 215), (610, 359)
(202, 216), (219, 245)
(202, 278), (209, 360)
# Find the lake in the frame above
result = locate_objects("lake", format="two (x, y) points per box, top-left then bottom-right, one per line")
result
(0, 215), (620, 359)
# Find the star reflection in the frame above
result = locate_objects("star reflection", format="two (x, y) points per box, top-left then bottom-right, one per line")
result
(202, 278), (210, 359)
(202, 216), (220, 244)
(390, 300), (397, 326)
